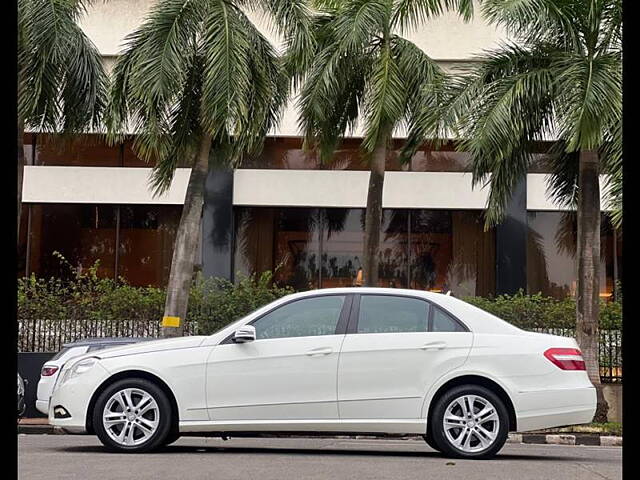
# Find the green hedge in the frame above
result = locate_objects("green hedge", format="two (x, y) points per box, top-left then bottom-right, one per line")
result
(462, 291), (622, 331)
(18, 266), (293, 352)
(18, 263), (621, 352)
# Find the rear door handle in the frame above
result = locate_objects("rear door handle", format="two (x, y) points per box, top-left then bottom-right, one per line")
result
(306, 347), (333, 356)
(421, 342), (447, 351)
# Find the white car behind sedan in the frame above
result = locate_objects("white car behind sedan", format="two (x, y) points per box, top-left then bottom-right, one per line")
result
(49, 288), (596, 459)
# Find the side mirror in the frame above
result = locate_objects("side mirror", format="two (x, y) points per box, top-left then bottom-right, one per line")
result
(233, 325), (256, 343)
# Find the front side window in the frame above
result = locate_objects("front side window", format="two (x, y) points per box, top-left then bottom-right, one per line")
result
(253, 295), (346, 340)
(357, 295), (430, 334)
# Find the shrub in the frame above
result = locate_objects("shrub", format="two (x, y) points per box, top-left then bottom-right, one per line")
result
(462, 290), (622, 331)
(18, 261), (293, 351)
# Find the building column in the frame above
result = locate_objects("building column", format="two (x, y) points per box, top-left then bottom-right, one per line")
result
(202, 168), (234, 281)
(495, 177), (527, 295)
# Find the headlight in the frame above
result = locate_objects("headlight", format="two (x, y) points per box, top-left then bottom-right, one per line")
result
(58, 357), (99, 386)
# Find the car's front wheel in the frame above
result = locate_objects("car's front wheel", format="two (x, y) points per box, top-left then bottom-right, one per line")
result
(430, 385), (509, 459)
(93, 378), (172, 453)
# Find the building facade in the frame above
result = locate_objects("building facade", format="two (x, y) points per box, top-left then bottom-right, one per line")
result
(18, 1), (622, 300)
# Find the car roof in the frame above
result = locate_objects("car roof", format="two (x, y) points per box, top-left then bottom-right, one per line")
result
(275, 287), (524, 335)
(62, 337), (153, 348)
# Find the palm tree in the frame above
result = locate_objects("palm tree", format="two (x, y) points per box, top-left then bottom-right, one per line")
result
(297, 0), (474, 286)
(404, 0), (621, 421)
(106, 0), (314, 337)
(17, 0), (107, 239)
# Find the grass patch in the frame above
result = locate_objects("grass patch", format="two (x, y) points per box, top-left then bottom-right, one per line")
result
(532, 422), (622, 436)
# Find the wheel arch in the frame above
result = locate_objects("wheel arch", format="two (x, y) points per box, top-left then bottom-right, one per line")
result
(85, 369), (180, 435)
(425, 374), (518, 433)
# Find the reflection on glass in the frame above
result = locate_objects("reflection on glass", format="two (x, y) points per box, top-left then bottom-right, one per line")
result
(35, 134), (121, 166)
(410, 210), (452, 293)
(18, 205), (30, 277)
(233, 207), (495, 295)
(378, 210), (408, 288)
(239, 138), (405, 171)
(233, 207), (321, 290)
(28, 204), (117, 279)
(321, 209), (364, 287)
(273, 208), (321, 290)
(118, 205), (181, 287)
(527, 211), (616, 300)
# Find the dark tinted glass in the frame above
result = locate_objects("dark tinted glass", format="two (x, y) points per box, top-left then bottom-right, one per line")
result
(432, 307), (466, 332)
(357, 295), (429, 333)
(253, 296), (345, 340)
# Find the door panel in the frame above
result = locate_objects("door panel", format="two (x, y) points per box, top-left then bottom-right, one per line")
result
(206, 294), (350, 422)
(338, 332), (472, 419)
(206, 335), (344, 420)
(337, 294), (473, 420)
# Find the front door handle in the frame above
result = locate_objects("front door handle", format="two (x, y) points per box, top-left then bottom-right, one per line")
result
(421, 341), (447, 351)
(306, 347), (333, 356)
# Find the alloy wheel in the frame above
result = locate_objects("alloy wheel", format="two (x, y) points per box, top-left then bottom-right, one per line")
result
(102, 388), (160, 447)
(442, 394), (500, 453)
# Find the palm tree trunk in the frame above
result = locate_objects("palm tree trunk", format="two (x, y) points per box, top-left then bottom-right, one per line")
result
(576, 149), (608, 422)
(362, 134), (387, 287)
(17, 116), (25, 243)
(162, 134), (212, 337)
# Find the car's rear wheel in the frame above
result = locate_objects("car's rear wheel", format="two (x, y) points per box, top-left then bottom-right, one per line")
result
(430, 385), (508, 459)
(423, 428), (441, 452)
(93, 378), (172, 453)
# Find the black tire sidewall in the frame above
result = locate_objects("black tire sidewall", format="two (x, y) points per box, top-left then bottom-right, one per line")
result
(431, 384), (509, 459)
(93, 378), (172, 453)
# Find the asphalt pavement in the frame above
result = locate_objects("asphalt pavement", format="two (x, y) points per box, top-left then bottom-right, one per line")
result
(18, 434), (622, 480)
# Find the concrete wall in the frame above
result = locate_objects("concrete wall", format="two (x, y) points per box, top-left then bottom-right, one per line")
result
(78, 0), (508, 137)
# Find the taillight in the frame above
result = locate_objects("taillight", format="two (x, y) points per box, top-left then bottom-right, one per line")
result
(41, 365), (59, 377)
(544, 348), (586, 371)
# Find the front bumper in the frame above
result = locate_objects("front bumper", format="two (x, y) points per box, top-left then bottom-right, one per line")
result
(515, 386), (597, 432)
(48, 361), (110, 433)
(35, 399), (49, 416)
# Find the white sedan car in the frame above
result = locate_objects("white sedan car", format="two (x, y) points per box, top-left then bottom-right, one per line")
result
(49, 288), (596, 459)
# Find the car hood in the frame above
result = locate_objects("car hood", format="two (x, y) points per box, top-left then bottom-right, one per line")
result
(90, 336), (208, 359)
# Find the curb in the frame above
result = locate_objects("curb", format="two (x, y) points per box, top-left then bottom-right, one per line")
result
(18, 424), (622, 447)
(507, 433), (622, 447)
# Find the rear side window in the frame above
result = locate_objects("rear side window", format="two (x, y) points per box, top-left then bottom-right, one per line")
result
(431, 306), (466, 332)
(357, 295), (430, 333)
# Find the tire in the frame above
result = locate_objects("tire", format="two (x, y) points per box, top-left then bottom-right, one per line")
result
(162, 430), (181, 447)
(423, 428), (441, 452)
(430, 384), (509, 459)
(93, 378), (172, 453)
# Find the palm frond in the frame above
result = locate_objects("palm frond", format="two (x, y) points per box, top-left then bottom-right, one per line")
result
(392, 0), (474, 33)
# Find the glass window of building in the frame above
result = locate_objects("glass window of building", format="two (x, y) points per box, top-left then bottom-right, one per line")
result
(321, 209), (366, 287)
(118, 205), (181, 287)
(233, 207), (322, 290)
(527, 211), (618, 300)
(238, 138), (406, 171)
(28, 204), (118, 280)
(272, 208), (322, 290)
(35, 134), (121, 166)
(409, 210), (495, 297)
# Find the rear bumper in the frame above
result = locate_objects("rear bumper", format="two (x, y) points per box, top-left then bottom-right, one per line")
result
(515, 386), (597, 432)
